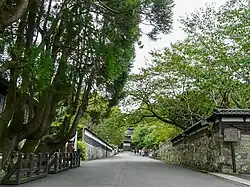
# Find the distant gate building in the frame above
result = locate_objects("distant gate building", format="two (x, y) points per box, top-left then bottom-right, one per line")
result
(123, 128), (134, 151)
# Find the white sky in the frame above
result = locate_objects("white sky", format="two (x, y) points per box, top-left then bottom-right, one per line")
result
(131, 0), (228, 74)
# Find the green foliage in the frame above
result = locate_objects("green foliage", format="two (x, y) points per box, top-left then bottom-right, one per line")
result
(0, 0), (176, 167)
(132, 122), (180, 149)
(123, 0), (250, 131)
(92, 107), (127, 147)
(140, 0), (174, 40)
(77, 141), (86, 161)
(28, 46), (53, 92)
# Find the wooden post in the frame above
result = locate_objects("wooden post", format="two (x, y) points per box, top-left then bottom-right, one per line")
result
(78, 150), (81, 166)
(73, 152), (75, 167)
(65, 153), (69, 168)
(54, 153), (58, 173)
(231, 142), (236, 173)
(45, 153), (49, 175)
(62, 152), (66, 169)
(16, 153), (23, 184)
(67, 152), (70, 167)
(28, 153), (34, 180)
(71, 152), (74, 167)
(59, 152), (62, 171)
(69, 153), (72, 168)
(37, 153), (42, 176)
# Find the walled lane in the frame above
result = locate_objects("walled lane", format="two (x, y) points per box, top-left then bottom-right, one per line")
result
(4, 152), (246, 187)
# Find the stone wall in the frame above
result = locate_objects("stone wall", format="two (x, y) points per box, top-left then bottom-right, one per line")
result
(85, 143), (114, 160)
(224, 135), (250, 173)
(155, 130), (250, 174)
(83, 128), (115, 161)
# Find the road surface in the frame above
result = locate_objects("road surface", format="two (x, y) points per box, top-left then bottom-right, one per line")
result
(4, 152), (246, 187)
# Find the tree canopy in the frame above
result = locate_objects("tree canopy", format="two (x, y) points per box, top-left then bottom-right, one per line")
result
(0, 0), (174, 169)
(131, 121), (179, 149)
(1, 0), (249, 171)
(123, 0), (250, 131)
(88, 0), (250, 152)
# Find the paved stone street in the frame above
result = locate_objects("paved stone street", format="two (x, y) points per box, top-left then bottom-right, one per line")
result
(4, 152), (247, 187)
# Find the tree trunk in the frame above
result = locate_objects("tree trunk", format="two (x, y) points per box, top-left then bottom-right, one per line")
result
(1, 133), (19, 169)
(19, 140), (39, 154)
(35, 72), (94, 154)
(0, 0), (29, 30)
(0, 70), (17, 143)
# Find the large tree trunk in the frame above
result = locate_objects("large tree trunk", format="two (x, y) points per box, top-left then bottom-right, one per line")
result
(35, 72), (94, 154)
(19, 140), (38, 154)
(1, 132), (19, 170)
(0, 90), (49, 167)
(0, 70), (17, 144)
(0, 0), (29, 30)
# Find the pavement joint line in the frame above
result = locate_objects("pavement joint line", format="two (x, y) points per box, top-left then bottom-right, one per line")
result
(116, 161), (126, 187)
(209, 172), (250, 186)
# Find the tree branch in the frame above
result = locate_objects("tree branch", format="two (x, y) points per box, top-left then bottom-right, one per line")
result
(150, 110), (185, 130)
(230, 90), (242, 108)
(96, 0), (119, 14)
(132, 114), (156, 124)
(0, 0), (6, 8)
(0, 61), (23, 74)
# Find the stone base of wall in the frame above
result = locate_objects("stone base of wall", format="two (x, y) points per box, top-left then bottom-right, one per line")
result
(85, 143), (114, 160)
(154, 133), (250, 174)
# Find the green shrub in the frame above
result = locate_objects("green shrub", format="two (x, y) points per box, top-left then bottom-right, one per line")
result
(77, 141), (86, 161)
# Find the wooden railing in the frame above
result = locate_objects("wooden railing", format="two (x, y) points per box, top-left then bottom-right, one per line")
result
(48, 151), (80, 174)
(1, 151), (81, 185)
(1, 153), (49, 185)
(69, 151), (80, 168)
(48, 152), (70, 174)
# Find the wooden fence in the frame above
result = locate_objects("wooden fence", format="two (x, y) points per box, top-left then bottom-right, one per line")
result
(69, 151), (81, 169)
(1, 153), (49, 185)
(48, 151), (80, 174)
(1, 151), (81, 185)
(48, 152), (69, 174)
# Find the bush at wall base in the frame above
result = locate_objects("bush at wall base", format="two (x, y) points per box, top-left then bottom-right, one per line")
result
(77, 141), (86, 161)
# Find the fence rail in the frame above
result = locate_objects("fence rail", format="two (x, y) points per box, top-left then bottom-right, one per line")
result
(1, 151), (81, 185)
(1, 153), (49, 185)
(48, 152), (69, 174)
(69, 152), (80, 169)
(48, 151), (80, 174)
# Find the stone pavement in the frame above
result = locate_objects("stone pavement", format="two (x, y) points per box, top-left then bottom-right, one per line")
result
(2, 152), (248, 187)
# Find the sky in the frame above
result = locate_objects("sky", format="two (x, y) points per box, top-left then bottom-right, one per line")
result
(131, 0), (228, 74)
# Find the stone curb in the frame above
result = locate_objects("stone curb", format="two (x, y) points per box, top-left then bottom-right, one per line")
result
(177, 164), (208, 174)
(209, 172), (250, 186)
(153, 157), (250, 186)
(175, 164), (250, 186)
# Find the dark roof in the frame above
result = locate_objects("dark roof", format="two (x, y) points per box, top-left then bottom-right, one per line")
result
(84, 128), (114, 150)
(171, 119), (209, 144)
(171, 108), (250, 145)
(213, 108), (250, 116)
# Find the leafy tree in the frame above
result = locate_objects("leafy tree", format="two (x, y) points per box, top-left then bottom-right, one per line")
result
(132, 121), (179, 149)
(0, 0), (175, 169)
(123, 0), (250, 132)
(94, 107), (127, 146)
